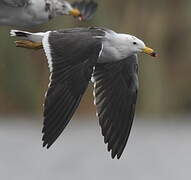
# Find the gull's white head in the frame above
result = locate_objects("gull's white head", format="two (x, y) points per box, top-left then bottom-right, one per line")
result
(125, 35), (157, 57)
(54, 0), (81, 17)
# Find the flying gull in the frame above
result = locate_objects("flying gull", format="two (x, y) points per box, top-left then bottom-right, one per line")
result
(10, 27), (157, 159)
(0, 0), (97, 27)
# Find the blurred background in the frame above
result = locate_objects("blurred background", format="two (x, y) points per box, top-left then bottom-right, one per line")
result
(0, 0), (191, 180)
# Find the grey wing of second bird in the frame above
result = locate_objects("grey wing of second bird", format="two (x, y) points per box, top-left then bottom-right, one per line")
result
(0, 0), (30, 8)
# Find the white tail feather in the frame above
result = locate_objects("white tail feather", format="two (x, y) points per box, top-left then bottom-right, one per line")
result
(10, 30), (32, 37)
(10, 29), (45, 42)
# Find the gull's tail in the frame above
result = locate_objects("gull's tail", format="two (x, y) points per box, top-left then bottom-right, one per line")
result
(10, 30), (45, 49)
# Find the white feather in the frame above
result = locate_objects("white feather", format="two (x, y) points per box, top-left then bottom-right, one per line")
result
(42, 31), (53, 72)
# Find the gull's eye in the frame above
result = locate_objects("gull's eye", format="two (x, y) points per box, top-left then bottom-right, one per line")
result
(133, 42), (137, 45)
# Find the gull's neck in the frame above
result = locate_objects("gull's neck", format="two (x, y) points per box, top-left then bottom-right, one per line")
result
(98, 32), (135, 63)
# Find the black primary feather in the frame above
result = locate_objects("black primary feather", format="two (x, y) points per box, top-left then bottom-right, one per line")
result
(42, 28), (103, 148)
(93, 55), (139, 159)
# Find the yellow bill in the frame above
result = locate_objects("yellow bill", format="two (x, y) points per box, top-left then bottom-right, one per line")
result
(142, 47), (157, 57)
(69, 8), (81, 17)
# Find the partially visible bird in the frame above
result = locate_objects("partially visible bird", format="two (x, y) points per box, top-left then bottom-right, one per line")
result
(0, 0), (97, 27)
(10, 27), (157, 159)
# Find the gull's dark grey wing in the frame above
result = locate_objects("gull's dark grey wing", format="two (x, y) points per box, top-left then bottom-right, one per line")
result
(41, 29), (103, 148)
(72, 0), (98, 20)
(0, 0), (29, 7)
(93, 55), (139, 159)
